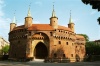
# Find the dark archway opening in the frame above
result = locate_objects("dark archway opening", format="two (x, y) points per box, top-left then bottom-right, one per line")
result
(34, 42), (48, 59)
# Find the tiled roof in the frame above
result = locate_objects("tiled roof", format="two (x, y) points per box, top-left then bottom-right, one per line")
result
(76, 35), (85, 39)
(13, 25), (25, 30)
(28, 24), (54, 31)
(94, 40), (100, 42)
(58, 25), (72, 32)
(13, 24), (72, 32)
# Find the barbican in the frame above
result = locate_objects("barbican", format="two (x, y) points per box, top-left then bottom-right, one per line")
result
(8, 5), (86, 62)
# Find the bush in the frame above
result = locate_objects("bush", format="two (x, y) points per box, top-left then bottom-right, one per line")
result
(2, 55), (9, 60)
(92, 55), (100, 61)
(0, 55), (3, 60)
(84, 55), (100, 62)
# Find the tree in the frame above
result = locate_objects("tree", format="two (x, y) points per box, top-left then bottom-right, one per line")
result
(86, 41), (95, 55)
(97, 17), (100, 24)
(78, 34), (89, 41)
(86, 41), (100, 55)
(1, 45), (9, 55)
(81, 0), (100, 24)
(82, 0), (100, 11)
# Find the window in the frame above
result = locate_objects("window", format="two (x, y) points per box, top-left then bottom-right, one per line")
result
(61, 37), (63, 39)
(66, 42), (68, 45)
(54, 53), (57, 57)
(63, 54), (65, 57)
(80, 46), (82, 48)
(18, 41), (20, 43)
(59, 30), (60, 32)
(40, 33), (41, 35)
(66, 37), (67, 39)
(71, 54), (73, 57)
(14, 53), (16, 57)
(29, 32), (31, 35)
(58, 41), (61, 44)
(72, 43), (73, 45)
(50, 32), (53, 36)
(59, 36), (60, 39)
(20, 29), (22, 32)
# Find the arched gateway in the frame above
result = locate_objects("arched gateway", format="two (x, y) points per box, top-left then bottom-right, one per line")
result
(32, 32), (50, 59)
(34, 42), (48, 59)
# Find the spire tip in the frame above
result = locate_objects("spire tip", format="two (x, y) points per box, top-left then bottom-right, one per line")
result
(27, 3), (31, 17)
(69, 10), (72, 23)
(52, 2), (56, 17)
(12, 10), (16, 23)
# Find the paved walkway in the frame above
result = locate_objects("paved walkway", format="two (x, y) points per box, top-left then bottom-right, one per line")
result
(0, 61), (100, 66)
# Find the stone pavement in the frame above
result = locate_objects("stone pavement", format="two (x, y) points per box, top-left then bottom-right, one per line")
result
(0, 61), (100, 66)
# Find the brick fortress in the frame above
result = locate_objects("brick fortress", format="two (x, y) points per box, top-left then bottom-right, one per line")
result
(8, 5), (86, 62)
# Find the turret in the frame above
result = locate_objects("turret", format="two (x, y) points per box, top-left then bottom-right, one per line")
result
(50, 4), (58, 29)
(10, 16), (16, 32)
(68, 10), (75, 32)
(24, 7), (33, 28)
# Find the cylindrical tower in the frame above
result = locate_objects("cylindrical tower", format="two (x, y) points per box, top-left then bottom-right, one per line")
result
(25, 7), (33, 28)
(10, 16), (16, 32)
(68, 10), (75, 32)
(50, 5), (58, 29)
(10, 23), (16, 32)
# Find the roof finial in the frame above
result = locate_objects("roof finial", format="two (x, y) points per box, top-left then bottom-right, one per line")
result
(69, 10), (72, 23)
(52, 2), (56, 17)
(70, 10), (71, 18)
(53, 2), (54, 11)
(27, 3), (31, 17)
(12, 10), (16, 23)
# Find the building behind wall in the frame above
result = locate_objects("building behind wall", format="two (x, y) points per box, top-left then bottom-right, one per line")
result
(8, 5), (86, 62)
(0, 36), (9, 55)
(94, 40), (100, 45)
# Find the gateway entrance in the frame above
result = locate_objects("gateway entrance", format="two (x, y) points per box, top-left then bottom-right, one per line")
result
(34, 42), (48, 59)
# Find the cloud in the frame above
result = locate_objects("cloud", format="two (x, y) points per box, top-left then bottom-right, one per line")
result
(35, 1), (42, 6)
(0, 0), (4, 16)
(0, 0), (11, 41)
(90, 10), (97, 15)
(0, 0), (4, 4)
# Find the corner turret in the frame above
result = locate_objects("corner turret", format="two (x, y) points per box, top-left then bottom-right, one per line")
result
(50, 4), (58, 29)
(10, 15), (16, 32)
(24, 6), (33, 28)
(68, 10), (75, 32)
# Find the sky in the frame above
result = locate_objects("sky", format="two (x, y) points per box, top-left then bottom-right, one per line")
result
(0, 0), (100, 41)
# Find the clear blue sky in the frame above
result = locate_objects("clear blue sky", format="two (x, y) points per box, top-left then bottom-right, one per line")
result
(0, 0), (100, 41)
